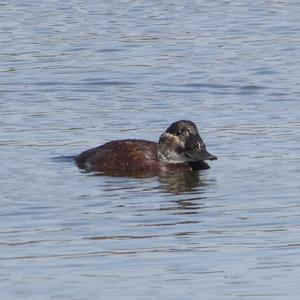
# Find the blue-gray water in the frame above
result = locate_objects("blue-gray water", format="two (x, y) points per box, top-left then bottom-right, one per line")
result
(1, 1), (300, 299)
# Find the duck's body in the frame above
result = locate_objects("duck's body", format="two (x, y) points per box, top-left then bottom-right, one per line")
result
(75, 120), (217, 174)
(76, 139), (210, 173)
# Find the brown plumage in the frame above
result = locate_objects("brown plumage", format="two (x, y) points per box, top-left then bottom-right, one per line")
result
(75, 120), (217, 175)
(76, 140), (159, 173)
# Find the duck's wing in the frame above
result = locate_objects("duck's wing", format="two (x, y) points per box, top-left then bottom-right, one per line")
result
(75, 139), (158, 172)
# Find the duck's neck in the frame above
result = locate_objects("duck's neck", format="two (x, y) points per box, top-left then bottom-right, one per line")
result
(157, 148), (188, 164)
(157, 135), (188, 164)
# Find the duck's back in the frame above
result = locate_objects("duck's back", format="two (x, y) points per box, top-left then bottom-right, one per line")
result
(75, 139), (159, 172)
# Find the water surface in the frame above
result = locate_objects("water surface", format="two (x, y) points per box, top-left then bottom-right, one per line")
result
(1, 1), (300, 299)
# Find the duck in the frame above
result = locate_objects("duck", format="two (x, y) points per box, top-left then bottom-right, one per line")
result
(75, 120), (217, 174)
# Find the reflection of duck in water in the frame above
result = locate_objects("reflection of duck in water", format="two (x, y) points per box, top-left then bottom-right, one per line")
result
(75, 120), (217, 174)
(159, 170), (204, 194)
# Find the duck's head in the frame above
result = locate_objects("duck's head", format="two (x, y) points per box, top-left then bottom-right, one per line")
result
(157, 120), (217, 164)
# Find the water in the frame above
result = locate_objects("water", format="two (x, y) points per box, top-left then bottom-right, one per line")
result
(1, 0), (300, 299)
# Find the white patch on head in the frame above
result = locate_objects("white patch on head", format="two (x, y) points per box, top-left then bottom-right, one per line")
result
(158, 131), (197, 164)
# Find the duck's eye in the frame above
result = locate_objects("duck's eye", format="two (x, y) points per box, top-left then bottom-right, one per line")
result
(176, 129), (186, 135)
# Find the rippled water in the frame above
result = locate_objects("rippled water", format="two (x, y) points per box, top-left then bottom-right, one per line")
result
(1, 1), (300, 299)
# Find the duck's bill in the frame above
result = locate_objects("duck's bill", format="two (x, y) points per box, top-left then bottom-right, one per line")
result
(185, 148), (217, 161)
(206, 152), (218, 161)
(184, 134), (217, 161)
